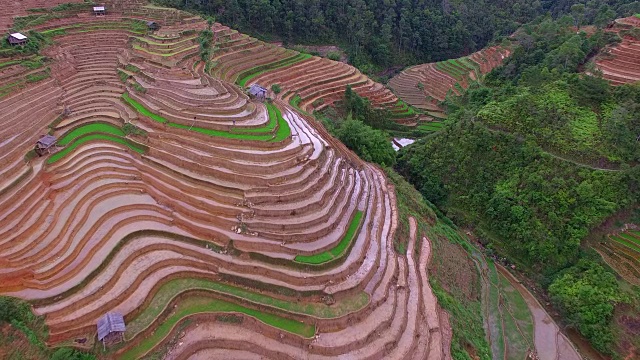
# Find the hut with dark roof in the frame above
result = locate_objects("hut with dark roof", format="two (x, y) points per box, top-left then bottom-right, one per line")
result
(248, 84), (267, 101)
(35, 135), (57, 156)
(97, 312), (126, 349)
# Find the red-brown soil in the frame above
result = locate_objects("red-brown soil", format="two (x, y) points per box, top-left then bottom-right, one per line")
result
(593, 17), (640, 85)
(0, 1), (450, 358)
(388, 46), (511, 115)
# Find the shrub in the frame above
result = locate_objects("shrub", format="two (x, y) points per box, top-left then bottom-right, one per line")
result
(122, 123), (147, 137)
(417, 82), (424, 90)
(312, 98), (324, 107)
(326, 51), (341, 61)
(132, 82), (147, 93)
(50, 348), (96, 360)
(271, 84), (281, 94)
(125, 64), (140, 73)
(549, 260), (624, 354)
(118, 70), (129, 82)
(336, 119), (396, 166)
(26, 68), (50, 83)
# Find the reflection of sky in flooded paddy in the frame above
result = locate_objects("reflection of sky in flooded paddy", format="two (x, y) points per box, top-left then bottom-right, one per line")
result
(392, 138), (415, 151)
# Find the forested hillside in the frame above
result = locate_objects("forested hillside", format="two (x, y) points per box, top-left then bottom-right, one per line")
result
(396, 16), (640, 356)
(158, 0), (640, 71)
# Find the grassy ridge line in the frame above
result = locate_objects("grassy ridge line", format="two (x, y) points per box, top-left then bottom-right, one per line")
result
(133, 43), (199, 57)
(121, 296), (315, 360)
(126, 277), (368, 338)
(237, 53), (312, 87)
(294, 211), (363, 264)
(48, 133), (145, 164)
(57, 123), (125, 145)
(122, 93), (291, 141)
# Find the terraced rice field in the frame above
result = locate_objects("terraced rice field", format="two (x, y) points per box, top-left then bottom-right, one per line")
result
(0, 1), (453, 358)
(595, 16), (640, 85)
(206, 32), (421, 124)
(388, 46), (511, 119)
(594, 229), (640, 285)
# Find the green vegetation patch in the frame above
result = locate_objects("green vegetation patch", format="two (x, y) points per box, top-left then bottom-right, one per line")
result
(121, 296), (314, 360)
(122, 93), (167, 123)
(237, 53), (311, 87)
(133, 43), (198, 57)
(610, 235), (640, 253)
(48, 133), (145, 164)
(0, 60), (22, 69)
(57, 123), (125, 145)
(0, 296), (93, 359)
(122, 93), (290, 141)
(417, 122), (443, 132)
(295, 211), (363, 264)
(126, 277), (368, 339)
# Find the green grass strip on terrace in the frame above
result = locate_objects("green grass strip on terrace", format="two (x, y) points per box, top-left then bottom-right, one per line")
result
(610, 235), (640, 253)
(237, 53), (312, 87)
(0, 60), (22, 69)
(295, 211), (363, 264)
(417, 122), (444, 131)
(132, 35), (196, 46)
(48, 133), (145, 164)
(126, 277), (368, 339)
(620, 232), (640, 247)
(133, 44), (198, 57)
(122, 93), (291, 142)
(57, 123), (125, 145)
(390, 100), (418, 118)
(121, 296), (315, 360)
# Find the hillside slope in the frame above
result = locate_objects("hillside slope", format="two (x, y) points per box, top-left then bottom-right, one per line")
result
(0, 1), (471, 359)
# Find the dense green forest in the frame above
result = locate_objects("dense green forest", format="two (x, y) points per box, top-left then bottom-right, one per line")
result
(156, 0), (640, 71)
(396, 17), (640, 355)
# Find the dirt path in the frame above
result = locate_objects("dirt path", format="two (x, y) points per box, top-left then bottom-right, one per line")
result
(497, 265), (582, 360)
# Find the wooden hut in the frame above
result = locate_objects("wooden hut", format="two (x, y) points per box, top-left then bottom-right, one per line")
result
(97, 312), (126, 349)
(248, 84), (267, 101)
(93, 6), (106, 16)
(8, 33), (27, 46)
(147, 21), (160, 31)
(35, 135), (57, 156)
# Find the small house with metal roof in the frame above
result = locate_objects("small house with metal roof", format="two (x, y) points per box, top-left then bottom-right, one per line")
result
(248, 84), (267, 101)
(93, 6), (106, 16)
(97, 312), (126, 348)
(8, 33), (27, 46)
(35, 135), (57, 156)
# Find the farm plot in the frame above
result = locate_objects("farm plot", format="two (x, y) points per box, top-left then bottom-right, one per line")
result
(594, 22), (640, 86)
(0, 2), (453, 359)
(207, 32), (420, 124)
(594, 229), (640, 285)
(388, 46), (511, 120)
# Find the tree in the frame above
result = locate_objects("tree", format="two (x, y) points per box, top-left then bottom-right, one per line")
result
(549, 261), (623, 353)
(336, 119), (396, 166)
(571, 4), (586, 29)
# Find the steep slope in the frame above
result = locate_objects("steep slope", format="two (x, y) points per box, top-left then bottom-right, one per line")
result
(0, 2), (455, 359)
